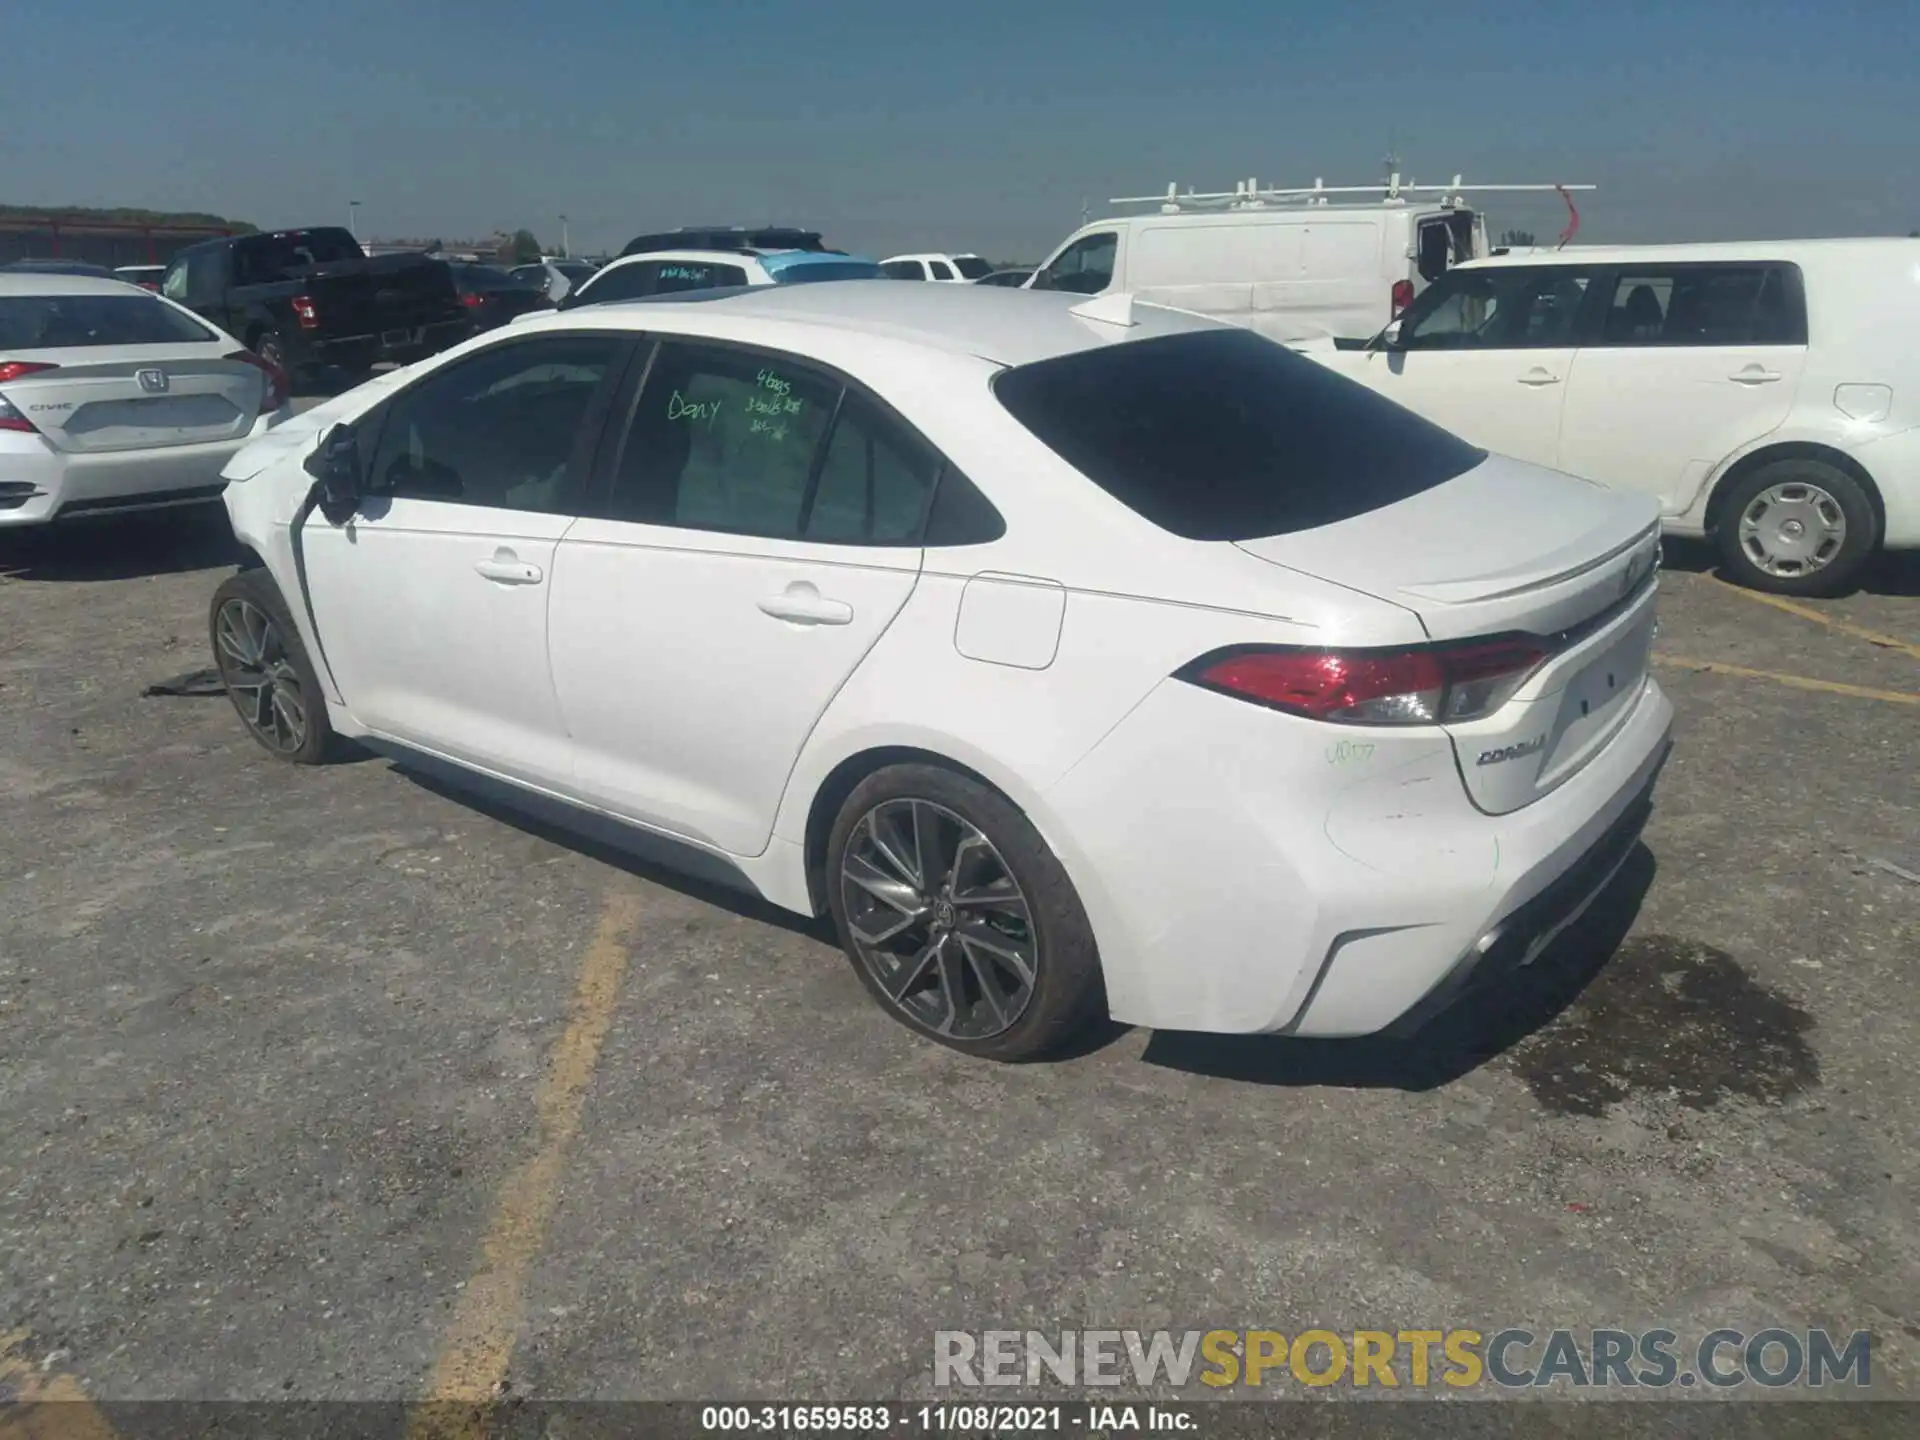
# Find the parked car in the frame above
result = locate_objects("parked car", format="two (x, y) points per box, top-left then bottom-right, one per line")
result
(880, 253), (993, 282)
(114, 265), (169, 291)
(160, 227), (468, 389)
(1, 259), (123, 280)
(209, 283), (1671, 1061)
(1023, 178), (1549, 340)
(1314, 239), (1920, 595)
(0, 273), (290, 527)
(620, 226), (830, 258)
(451, 263), (553, 331)
(558, 248), (883, 308)
(975, 268), (1034, 288)
(509, 259), (598, 304)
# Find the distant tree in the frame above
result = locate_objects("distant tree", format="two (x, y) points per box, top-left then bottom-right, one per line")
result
(0, 202), (256, 233)
(1500, 228), (1537, 247)
(508, 228), (543, 263)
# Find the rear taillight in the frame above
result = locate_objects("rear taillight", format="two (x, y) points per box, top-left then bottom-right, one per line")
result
(1390, 279), (1415, 316)
(226, 349), (290, 412)
(460, 293), (486, 308)
(1183, 638), (1549, 726)
(0, 361), (57, 432)
(290, 294), (318, 329)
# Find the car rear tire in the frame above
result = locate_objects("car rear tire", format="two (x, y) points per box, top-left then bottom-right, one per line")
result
(1714, 458), (1879, 597)
(825, 764), (1104, 1061)
(208, 568), (338, 765)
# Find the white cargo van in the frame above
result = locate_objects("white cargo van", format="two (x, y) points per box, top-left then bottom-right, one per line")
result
(1026, 175), (1591, 342)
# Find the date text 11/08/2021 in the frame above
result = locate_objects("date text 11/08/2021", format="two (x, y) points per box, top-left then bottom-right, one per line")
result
(699, 1405), (1191, 1433)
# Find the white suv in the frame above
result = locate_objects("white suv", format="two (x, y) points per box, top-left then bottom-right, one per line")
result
(879, 253), (992, 283)
(559, 248), (883, 308)
(1318, 239), (1920, 595)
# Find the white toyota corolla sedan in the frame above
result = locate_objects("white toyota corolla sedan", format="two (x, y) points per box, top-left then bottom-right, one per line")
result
(210, 282), (1674, 1060)
(0, 273), (290, 527)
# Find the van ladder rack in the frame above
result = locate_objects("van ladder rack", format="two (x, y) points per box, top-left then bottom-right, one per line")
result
(1108, 173), (1596, 213)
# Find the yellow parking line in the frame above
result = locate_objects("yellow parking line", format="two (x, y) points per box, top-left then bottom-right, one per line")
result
(0, 1328), (120, 1440)
(1654, 654), (1920, 706)
(1707, 576), (1920, 662)
(407, 886), (645, 1440)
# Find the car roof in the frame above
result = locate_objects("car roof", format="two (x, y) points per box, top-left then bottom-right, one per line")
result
(1463, 237), (1917, 269)
(0, 272), (151, 296)
(595, 249), (771, 270)
(523, 281), (1229, 366)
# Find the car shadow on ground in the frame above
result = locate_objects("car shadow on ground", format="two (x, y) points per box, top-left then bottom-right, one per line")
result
(391, 764), (841, 944)
(0, 504), (241, 583)
(1661, 536), (1920, 598)
(1137, 845), (1657, 1091)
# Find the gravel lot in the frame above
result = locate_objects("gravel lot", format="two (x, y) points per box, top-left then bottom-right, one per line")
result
(2, 474), (1916, 1414)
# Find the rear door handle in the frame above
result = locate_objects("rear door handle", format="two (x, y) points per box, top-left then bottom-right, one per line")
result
(1517, 368), (1562, 387)
(474, 551), (543, 585)
(1729, 366), (1783, 385)
(758, 582), (853, 626)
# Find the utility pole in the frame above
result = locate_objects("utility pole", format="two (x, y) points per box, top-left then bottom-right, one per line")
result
(560, 214), (570, 258)
(348, 200), (362, 240)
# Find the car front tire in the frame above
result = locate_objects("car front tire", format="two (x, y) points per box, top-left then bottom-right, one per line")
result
(208, 568), (338, 765)
(825, 764), (1104, 1061)
(1715, 458), (1879, 596)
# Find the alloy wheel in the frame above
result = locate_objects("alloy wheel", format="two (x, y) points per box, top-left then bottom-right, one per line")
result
(1737, 481), (1847, 578)
(214, 597), (309, 753)
(840, 799), (1038, 1040)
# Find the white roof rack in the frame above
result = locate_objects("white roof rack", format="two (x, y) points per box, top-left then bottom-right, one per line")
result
(1108, 173), (1597, 214)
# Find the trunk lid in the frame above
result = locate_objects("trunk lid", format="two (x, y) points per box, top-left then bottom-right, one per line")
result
(1235, 455), (1664, 813)
(1, 345), (264, 453)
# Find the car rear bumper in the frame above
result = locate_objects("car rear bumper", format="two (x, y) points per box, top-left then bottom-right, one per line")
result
(1039, 671), (1675, 1036)
(0, 408), (287, 528)
(1850, 424), (1920, 549)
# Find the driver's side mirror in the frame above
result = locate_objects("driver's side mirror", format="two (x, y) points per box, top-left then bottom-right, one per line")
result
(302, 424), (364, 524)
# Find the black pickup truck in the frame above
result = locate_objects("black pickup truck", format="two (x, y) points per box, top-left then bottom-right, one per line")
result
(159, 227), (469, 385)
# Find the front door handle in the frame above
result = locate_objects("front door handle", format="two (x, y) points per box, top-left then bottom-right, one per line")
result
(1517, 367), (1562, 387)
(474, 550), (543, 585)
(758, 582), (853, 626)
(1729, 366), (1783, 385)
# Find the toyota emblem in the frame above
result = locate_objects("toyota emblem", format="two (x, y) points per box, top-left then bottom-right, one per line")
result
(136, 368), (169, 394)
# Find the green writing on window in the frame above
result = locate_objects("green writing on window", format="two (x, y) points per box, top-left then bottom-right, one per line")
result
(666, 389), (723, 428)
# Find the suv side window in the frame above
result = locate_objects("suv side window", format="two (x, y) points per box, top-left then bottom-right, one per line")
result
(576, 261), (659, 305)
(1031, 231), (1118, 295)
(803, 391), (942, 543)
(1593, 264), (1806, 347)
(881, 260), (925, 280)
(927, 259), (957, 280)
(605, 340), (840, 537)
(161, 255), (192, 302)
(654, 261), (748, 293)
(366, 335), (622, 513)
(1398, 266), (1594, 350)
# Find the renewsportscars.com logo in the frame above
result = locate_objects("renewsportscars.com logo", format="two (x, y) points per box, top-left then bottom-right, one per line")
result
(934, 1328), (1873, 1391)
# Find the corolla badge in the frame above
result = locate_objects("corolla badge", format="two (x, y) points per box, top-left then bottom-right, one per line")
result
(1478, 735), (1547, 766)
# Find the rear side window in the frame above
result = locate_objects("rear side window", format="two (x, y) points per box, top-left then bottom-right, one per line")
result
(928, 259), (957, 280)
(655, 262), (747, 293)
(881, 261), (925, 280)
(576, 263), (658, 304)
(993, 328), (1487, 542)
(0, 293), (216, 349)
(952, 256), (992, 280)
(1594, 264), (1805, 347)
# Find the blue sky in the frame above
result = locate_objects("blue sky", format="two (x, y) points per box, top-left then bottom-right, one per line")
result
(18, 0), (1918, 260)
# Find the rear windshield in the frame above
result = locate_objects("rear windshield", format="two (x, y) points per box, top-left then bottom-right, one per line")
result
(455, 264), (531, 291)
(232, 228), (362, 281)
(0, 293), (217, 350)
(772, 261), (883, 285)
(952, 256), (993, 280)
(992, 327), (1487, 541)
